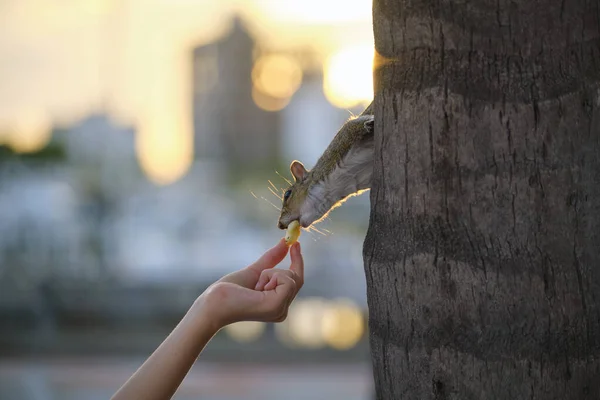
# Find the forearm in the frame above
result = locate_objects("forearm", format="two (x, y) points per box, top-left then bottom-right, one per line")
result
(111, 299), (218, 400)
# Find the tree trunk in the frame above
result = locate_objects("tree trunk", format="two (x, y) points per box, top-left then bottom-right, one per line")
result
(364, 0), (600, 399)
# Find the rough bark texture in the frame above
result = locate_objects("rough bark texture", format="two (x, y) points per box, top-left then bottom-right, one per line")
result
(364, 0), (600, 399)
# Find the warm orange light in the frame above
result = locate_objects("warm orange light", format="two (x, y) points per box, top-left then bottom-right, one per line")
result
(324, 45), (374, 109)
(134, 33), (194, 186)
(287, 298), (328, 349)
(275, 297), (331, 349)
(251, 86), (291, 112)
(78, 0), (116, 16)
(6, 112), (52, 153)
(321, 298), (364, 350)
(136, 113), (193, 186)
(0, 0), (375, 175)
(225, 321), (265, 343)
(252, 0), (371, 24)
(252, 54), (303, 99)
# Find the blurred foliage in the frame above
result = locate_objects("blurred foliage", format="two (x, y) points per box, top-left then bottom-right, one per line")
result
(0, 131), (67, 162)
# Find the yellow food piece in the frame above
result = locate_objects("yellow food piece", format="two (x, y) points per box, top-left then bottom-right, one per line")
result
(285, 220), (301, 245)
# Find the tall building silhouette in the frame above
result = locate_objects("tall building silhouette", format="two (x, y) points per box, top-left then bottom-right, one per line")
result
(192, 17), (280, 168)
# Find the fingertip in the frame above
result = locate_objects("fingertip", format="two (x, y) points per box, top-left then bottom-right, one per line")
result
(291, 241), (302, 259)
(289, 242), (304, 276)
(251, 239), (289, 272)
(278, 238), (292, 253)
(273, 238), (289, 252)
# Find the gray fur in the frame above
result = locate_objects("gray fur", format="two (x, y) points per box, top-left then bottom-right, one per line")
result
(277, 103), (374, 229)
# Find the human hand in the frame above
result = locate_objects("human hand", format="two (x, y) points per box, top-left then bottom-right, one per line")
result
(111, 239), (302, 400)
(197, 239), (304, 330)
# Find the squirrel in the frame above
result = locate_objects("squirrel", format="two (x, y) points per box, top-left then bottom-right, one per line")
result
(278, 101), (374, 230)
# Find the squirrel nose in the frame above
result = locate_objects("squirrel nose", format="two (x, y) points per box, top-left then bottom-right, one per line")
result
(278, 222), (286, 230)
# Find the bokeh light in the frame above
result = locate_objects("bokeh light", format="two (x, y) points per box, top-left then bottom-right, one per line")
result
(252, 54), (303, 99)
(0, 1), (375, 397)
(5, 111), (52, 154)
(0, 0), (374, 184)
(251, 86), (291, 112)
(224, 321), (266, 343)
(251, 54), (302, 112)
(321, 298), (365, 350)
(323, 45), (374, 109)
(275, 297), (366, 350)
(136, 113), (193, 186)
(276, 297), (328, 349)
(287, 297), (329, 349)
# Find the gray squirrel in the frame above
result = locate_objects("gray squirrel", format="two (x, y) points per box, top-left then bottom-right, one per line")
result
(278, 102), (374, 230)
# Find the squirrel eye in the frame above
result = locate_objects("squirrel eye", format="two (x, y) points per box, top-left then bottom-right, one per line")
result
(284, 189), (292, 201)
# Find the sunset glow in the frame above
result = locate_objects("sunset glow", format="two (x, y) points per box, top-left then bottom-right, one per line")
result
(0, 0), (374, 184)
(252, 86), (291, 112)
(252, 54), (303, 100)
(253, 0), (371, 25)
(136, 104), (193, 186)
(323, 45), (374, 109)
(4, 111), (52, 154)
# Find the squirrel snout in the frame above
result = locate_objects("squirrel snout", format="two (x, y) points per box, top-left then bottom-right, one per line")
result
(278, 221), (286, 230)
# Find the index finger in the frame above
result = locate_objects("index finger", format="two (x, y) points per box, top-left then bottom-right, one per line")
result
(248, 238), (289, 273)
(289, 242), (304, 286)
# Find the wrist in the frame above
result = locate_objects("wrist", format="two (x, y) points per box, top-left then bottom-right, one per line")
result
(189, 294), (223, 338)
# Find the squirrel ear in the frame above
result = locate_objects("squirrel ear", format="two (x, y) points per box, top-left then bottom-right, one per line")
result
(364, 116), (374, 133)
(290, 160), (307, 182)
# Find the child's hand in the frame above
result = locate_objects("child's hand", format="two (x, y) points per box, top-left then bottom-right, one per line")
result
(197, 239), (304, 329)
(112, 239), (304, 400)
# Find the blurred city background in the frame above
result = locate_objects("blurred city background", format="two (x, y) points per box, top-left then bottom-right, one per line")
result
(0, 0), (375, 398)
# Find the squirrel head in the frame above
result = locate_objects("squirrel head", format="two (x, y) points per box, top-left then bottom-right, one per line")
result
(277, 160), (311, 229)
(277, 114), (374, 230)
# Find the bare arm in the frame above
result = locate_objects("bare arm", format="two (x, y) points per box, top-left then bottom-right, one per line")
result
(110, 300), (217, 400)
(111, 239), (304, 400)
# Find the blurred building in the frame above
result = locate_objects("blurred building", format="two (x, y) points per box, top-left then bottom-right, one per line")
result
(0, 15), (373, 362)
(54, 112), (139, 198)
(192, 17), (281, 169)
(280, 70), (350, 167)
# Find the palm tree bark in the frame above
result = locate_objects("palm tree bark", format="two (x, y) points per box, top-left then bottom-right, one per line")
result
(364, 0), (600, 398)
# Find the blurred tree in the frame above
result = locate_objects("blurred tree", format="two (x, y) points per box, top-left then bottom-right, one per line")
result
(365, 0), (600, 399)
(0, 144), (13, 160)
(0, 133), (66, 163)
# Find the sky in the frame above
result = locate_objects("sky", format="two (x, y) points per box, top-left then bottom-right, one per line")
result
(0, 0), (374, 184)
